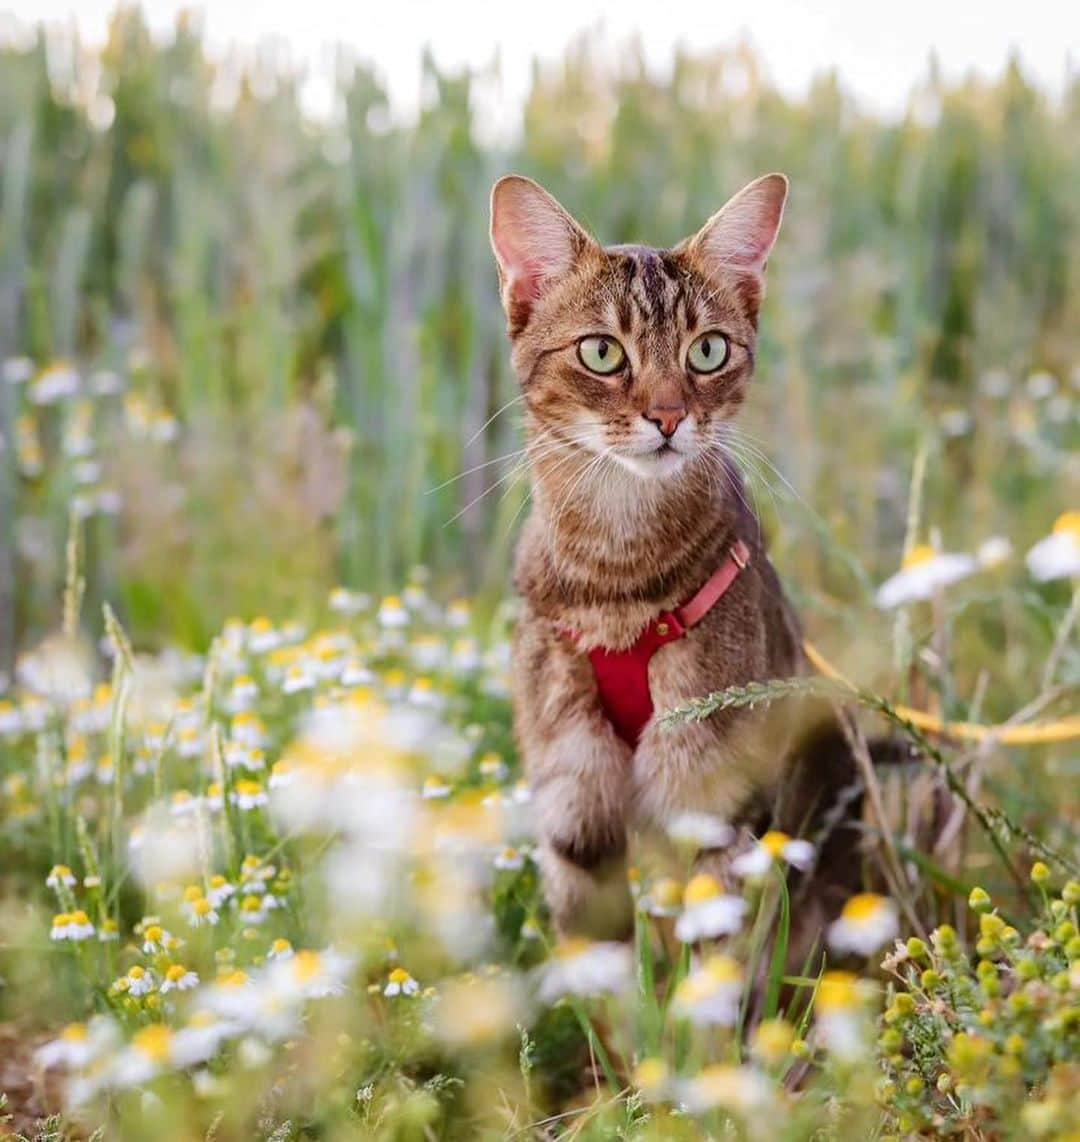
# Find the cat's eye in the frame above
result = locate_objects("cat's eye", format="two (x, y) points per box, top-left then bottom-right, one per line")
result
(687, 332), (730, 374)
(577, 336), (626, 376)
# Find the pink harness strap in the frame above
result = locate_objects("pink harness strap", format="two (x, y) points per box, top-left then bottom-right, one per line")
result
(570, 540), (751, 747)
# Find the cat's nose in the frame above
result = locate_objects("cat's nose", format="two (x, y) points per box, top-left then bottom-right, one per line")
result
(644, 406), (687, 438)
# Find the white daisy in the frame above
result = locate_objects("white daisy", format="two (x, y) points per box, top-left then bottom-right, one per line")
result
(827, 893), (900, 957)
(36, 1018), (117, 1070)
(875, 544), (977, 608)
(160, 964), (200, 993)
(494, 846), (526, 872)
(46, 864), (77, 889)
(672, 955), (744, 1026)
(976, 535), (1013, 569)
(674, 877), (748, 942)
(667, 812), (734, 849)
(384, 967), (420, 997)
(535, 940), (633, 1002)
(678, 1064), (771, 1115)
(1026, 512), (1080, 581)
(377, 595), (410, 628)
(813, 971), (872, 1060)
(730, 831), (815, 879)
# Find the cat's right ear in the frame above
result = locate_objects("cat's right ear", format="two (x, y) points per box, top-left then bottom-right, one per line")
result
(490, 176), (592, 329)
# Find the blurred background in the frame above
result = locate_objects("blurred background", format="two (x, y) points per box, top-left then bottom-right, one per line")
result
(0, 1), (1077, 662)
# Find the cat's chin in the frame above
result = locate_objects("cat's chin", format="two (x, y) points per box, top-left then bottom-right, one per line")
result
(612, 445), (690, 480)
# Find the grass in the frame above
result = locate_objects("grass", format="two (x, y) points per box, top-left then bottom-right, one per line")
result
(0, 9), (1078, 1140)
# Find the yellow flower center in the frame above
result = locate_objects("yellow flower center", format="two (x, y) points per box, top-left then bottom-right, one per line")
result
(815, 970), (860, 1012)
(703, 955), (743, 984)
(165, 964), (188, 982)
(145, 925), (163, 942)
(132, 1024), (172, 1061)
(760, 831), (791, 858)
(193, 898), (213, 916)
(128, 966), (145, 980)
(61, 1023), (88, 1042)
(70, 910), (90, 925)
(388, 967), (412, 984)
(902, 543), (937, 569)
(271, 938), (292, 955)
(683, 873), (723, 907)
(1052, 511), (1080, 541)
(650, 878), (684, 909)
(840, 893), (888, 924)
(292, 951), (322, 981)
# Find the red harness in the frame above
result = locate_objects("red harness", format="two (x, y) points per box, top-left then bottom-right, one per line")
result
(567, 539), (751, 747)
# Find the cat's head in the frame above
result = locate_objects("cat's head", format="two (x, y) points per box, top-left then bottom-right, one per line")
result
(489, 173), (786, 479)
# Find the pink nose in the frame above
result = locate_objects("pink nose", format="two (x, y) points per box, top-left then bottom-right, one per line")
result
(645, 406), (687, 438)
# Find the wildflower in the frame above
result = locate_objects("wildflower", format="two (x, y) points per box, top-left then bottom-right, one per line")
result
(36, 1018), (117, 1070)
(876, 544), (977, 608)
(494, 846), (526, 872)
(535, 939), (633, 1002)
(341, 660), (375, 687)
(478, 752), (508, 782)
(752, 1018), (796, 1066)
(827, 894), (899, 956)
(205, 782), (224, 811)
(446, 598), (471, 628)
(230, 712), (268, 747)
(731, 831), (815, 879)
(1027, 370), (1057, 399)
(378, 595), (409, 628)
(451, 638), (481, 671)
(975, 536), (1013, 569)
(112, 1024), (173, 1087)
(433, 975), (526, 1049)
(207, 875), (236, 907)
(632, 1057), (670, 1102)
(247, 616), (280, 654)
(667, 812), (734, 849)
(46, 864), (76, 890)
(384, 967), (420, 997)
(228, 674), (258, 710)
(141, 924), (174, 955)
(2, 356), (33, 385)
(231, 780), (269, 811)
(268, 938), (294, 960)
(30, 361), (79, 404)
(675, 875), (748, 941)
(270, 948), (352, 999)
(282, 663), (316, 694)
(422, 775), (452, 799)
(1026, 512), (1080, 581)
(124, 966), (156, 997)
(99, 918), (119, 941)
(269, 759), (296, 789)
(329, 587), (369, 614)
(410, 636), (447, 672)
(182, 894), (220, 928)
(160, 964), (200, 992)
(679, 1064), (771, 1115)
(238, 894), (273, 924)
(641, 877), (684, 918)
(673, 955), (744, 1025)
(814, 971), (869, 1059)
(172, 1013), (238, 1068)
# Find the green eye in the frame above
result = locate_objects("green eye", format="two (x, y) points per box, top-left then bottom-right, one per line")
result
(578, 336), (626, 375)
(687, 332), (729, 374)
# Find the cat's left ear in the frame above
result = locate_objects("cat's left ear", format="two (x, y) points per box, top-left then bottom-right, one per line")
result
(686, 173), (788, 283)
(490, 175), (594, 330)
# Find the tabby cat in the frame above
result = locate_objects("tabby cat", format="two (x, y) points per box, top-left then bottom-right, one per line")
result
(489, 173), (866, 945)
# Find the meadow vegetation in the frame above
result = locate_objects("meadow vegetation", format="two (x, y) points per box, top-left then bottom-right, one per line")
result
(0, 10), (1077, 1139)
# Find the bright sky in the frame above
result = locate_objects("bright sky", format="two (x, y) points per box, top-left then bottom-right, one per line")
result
(10, 0), (1078, 131)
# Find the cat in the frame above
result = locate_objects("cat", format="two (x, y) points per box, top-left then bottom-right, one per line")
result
(489, 172), (871, 947)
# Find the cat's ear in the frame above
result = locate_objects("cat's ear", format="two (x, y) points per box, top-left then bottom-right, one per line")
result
(687, 173), (788, 281)
(490, 175), (593, 327)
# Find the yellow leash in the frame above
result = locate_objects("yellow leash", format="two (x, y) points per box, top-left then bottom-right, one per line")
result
(802, 640), (1080, 746)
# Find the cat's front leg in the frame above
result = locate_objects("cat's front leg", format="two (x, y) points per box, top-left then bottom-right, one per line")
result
(514, 626), (635, 940)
